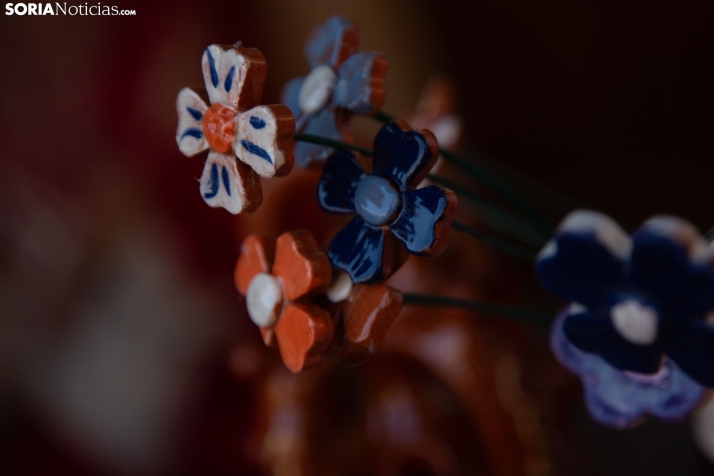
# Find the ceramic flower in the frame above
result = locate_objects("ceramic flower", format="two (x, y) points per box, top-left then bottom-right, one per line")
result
(551, 308), (704, 429)
(408, 76), (462, 152)
(281, 15), (387, 168)
(536, 210), (714, 387)
(176, 44), (295, 214)
(325, 271), (404, 353)
(317, 120), (458, 284)
(234, 231), (333, 372)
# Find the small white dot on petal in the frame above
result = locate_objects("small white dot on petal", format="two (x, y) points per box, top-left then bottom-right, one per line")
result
(246, 273), (283, 327)
(326, 270), (353, 303)
(298, 65), (337, 115)
(559, 210), (632, 261)
(610, 300), (659, 345)
(537, 240), (558, 261)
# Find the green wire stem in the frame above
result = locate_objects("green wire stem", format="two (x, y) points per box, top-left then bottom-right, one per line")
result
(294, 132), (373, 157)
(427, 174), (548, 247)
(451, 221), (536, 261)
(372, 111), (556, 232)
(463, 150), (584, 217)
(402, 293), (552, 327)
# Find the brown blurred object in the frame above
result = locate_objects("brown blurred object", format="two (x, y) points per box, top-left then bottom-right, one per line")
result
(407, 76), (462, 151)
(237, 306), (564, 476)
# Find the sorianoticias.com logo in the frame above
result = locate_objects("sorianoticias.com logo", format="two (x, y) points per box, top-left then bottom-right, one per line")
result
(5, 3), (136, 15)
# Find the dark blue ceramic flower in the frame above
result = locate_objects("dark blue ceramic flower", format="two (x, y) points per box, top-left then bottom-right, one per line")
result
(551, 309), (704, 428)
(536, 210), (714, 387)
(281, 15), (387, 168)
(317, 121), (458, 284)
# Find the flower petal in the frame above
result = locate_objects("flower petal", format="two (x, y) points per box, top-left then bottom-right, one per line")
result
(333, 52), (387, 114)
(176, 87), (209, 157)
(563, 310), (663, 374)
(202, 45), (266, 110)
(235, 105), (295, 178)
(630, 217), (705, 311)
(272, 230), (332, 302)
(199, 151), (262, 214)
(275, 303), (334, 373)
(342, 284), (402, 352)
(280, 76), (305, 119)
(304, 15), (358, 69)
(328, 216), (388, 284)
(294, 107), (345, 168)
(690, 265), (714, 316)
(551, 310), (704, 428)
(317, 150), (365, 214)
(234, 234), (275, 295)
(667, 320), (714, 387)
(536, 210), (630, 309)
(372, 121), (439, 190)
(389, 186), (458, 256)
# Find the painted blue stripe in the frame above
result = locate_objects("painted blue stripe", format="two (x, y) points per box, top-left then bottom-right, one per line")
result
(221, 166), (231, 196)
(203, 163), (219, 199)
(240, 140), (272, 164)
(249, 116), (266, 129)
(186, 106), (202, 121)
(224, 66), (235, 92)
(206, 48), (219, 88)
(180, 128), (203, 140)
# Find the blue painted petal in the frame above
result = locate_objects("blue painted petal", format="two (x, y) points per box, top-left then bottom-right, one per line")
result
(206, 48), (219, 88)
(203, 163), (219, 199)
(536, 233), (626, 309)
(372, 122), (437, 190)
(280, 77), (305, 118)
(563, 310), (663, 374)
(295, 107), (343, 168)
(224, 65), (235, 92)
(689, 265), (714, 316)
(667, 320), (714, 387)
(240, 140), (272, 164)
(328, 216), (387, 284)
(389, 186), (448, 255)
(333, 52), (385, 114)
(186, 106), (203, 121)
(630, 231), (693, 311)
(551, 311), (704, 428)
(249, 116), (266, 129)
(317, 150), (365, 213)
(180, 128), (204, 141)
(305, 15), (357, 69)
(221, 166), (231, 196)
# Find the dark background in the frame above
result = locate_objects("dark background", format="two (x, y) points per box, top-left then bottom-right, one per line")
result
(0, 0), (713, 474)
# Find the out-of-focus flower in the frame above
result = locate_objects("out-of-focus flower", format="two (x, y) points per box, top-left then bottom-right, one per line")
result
(537, 210), (714, 387)
(407, 76), (462, 151)
(176, 44), (294, 214)
(281, 15), (387, 168)
(551, 309), (704, 428)
(317, 121), (458, 284)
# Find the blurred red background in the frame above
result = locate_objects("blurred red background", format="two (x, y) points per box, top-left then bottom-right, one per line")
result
(0, 1), (713, 474)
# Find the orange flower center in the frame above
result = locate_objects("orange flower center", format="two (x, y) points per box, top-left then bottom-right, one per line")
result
(202, 103), (237, 153)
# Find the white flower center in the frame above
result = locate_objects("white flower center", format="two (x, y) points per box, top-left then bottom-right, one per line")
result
(326, 270), (353, 303)
(246, 272), (283, 327)
(298, 65), (337, 115)
(610, 300), (658, 345)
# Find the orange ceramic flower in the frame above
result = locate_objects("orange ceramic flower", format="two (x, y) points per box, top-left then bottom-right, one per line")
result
(323, 272), (403, 365)
(235, 230), (333, 372)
